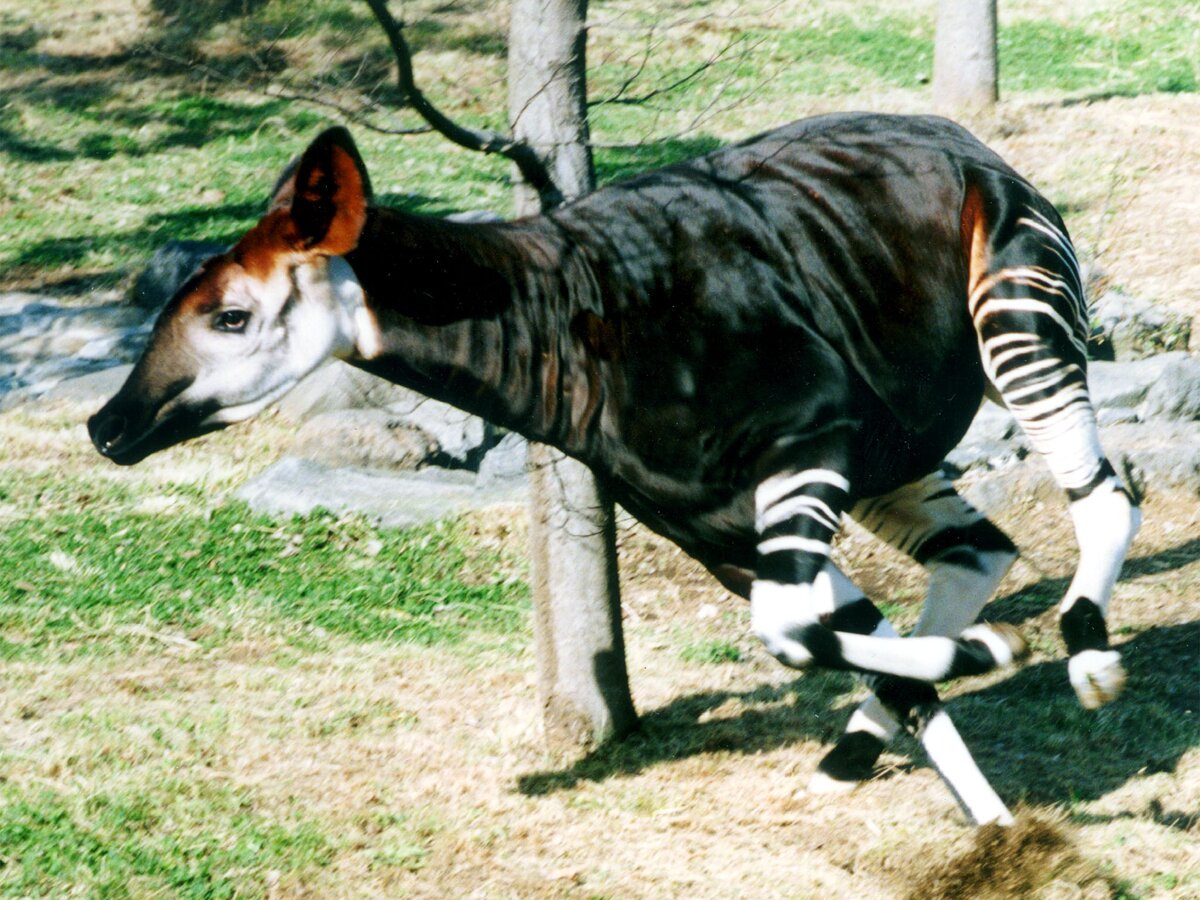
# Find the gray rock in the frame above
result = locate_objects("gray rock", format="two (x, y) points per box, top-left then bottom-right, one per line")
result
(278, 361), (492, 466)
(130, 240), (226, 311)
(385, 392), (489, 466)
(1091, 290), (1191, 359)
(944, 402), (1026, 476)
(0, 293), (152, 407)
(234, 456), (525, 528)
(1096, 406), (1139, 427)
(291, 409), (437, 471)
(944, 439), (1027, 476)
(1102, 422), (1200, 496)
(961, 401), (1018, 444)
(0, 291), (45, 317)
(446, 210), (504, 224)
(1087, 353), (1189, 410)
(38, 363), (133, 405)
(958, 421), (1200, 509)
(1137, 356), (1200, 422)
(277, 362), (409, 422)
(1078, 256), (1108, 302)
(959, 464), (1063, 517)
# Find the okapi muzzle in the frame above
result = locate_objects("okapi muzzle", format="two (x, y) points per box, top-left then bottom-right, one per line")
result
(87, 342), (219, 467)
(89, 127), (375, 466)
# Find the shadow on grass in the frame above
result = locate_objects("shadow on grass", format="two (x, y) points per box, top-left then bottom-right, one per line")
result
(594, 136), (724, 186)
(0, 84), (318, 164)
(951, 621), (1200, 808)
(518, 669), (856, 796)
(983, 537), (1200, 625)
(3, 201), (262, 276)
(3, 191), (457, 279)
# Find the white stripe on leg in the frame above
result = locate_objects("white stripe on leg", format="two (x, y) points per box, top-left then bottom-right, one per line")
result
(1063, 478), (1141, 617)
(920, 708), (1014, 826)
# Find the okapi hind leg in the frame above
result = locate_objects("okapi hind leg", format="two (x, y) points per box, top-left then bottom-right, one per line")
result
(965, 177), (1141, 708)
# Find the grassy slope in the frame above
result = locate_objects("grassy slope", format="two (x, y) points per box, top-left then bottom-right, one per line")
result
(1, 1), (1199, 897)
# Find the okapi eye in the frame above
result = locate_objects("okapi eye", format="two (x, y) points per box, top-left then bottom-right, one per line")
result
(213, 309), (251, 333)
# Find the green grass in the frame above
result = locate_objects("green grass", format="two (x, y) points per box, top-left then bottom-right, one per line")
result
(680, 639), (743, 665)
(769, 17), (935, 94)
(0, 780), (333, 897)
(999, 19), (1198, 95)
(0, 469), (529, 660)
(0, 93), (513, 287)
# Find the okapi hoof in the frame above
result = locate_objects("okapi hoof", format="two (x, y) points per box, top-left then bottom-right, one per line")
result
(808, 731), (885, 794)
(961, 622), (1029, 668)
(1069, 648), (1126, 709)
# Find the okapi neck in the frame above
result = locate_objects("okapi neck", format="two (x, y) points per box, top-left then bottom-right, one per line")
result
(342, 207), (596, 453)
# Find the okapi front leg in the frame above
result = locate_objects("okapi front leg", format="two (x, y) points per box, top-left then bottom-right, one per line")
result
(816, 473), (1021, 789)
(750, 469), (1025, 681)
(750, 468), (868, 668)
(768, 561), (1017, 827)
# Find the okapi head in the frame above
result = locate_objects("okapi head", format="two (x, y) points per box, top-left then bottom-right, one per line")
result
(89, 128), (381, 465)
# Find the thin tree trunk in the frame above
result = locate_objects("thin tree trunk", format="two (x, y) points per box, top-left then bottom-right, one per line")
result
(933, 0), (999, 111)
(508, 0), (639, 752)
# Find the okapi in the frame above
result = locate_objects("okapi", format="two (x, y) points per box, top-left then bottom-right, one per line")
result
(89, 115), (1140, 825)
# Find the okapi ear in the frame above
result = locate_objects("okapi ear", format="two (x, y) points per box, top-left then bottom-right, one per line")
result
(276, 127), (373, 255)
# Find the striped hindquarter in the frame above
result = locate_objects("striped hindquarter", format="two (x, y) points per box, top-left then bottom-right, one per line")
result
(965, 179), (1141, 708)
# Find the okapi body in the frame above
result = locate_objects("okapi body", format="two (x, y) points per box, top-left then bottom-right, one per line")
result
(89, 114), (1140, 825)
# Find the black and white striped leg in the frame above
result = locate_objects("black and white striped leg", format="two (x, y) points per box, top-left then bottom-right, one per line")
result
(750, 469), (1025, 684)
(815, 473), (1020, 795)
(913, 700), (1015, 826)
(1060, 465), (1141, 708)
(804, 567), (1015, 826)
(971, 205), (1141, 708)
(750, 468), (874, 667)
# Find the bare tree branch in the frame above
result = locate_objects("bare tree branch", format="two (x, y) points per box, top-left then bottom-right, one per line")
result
(362, 0), (563, 209)
(589, 35), (747, 108)
(588, 33), (768, 150)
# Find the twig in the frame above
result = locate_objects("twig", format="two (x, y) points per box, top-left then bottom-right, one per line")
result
(139, 44), (432, 137)
(362, 0), (563, 209)
(590, 34), (748, 108)
(591, 35), (767, 150)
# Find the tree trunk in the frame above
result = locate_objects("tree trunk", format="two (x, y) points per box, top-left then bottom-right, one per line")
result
(933, 0), (999, 111)
(508, 0), (639, 752)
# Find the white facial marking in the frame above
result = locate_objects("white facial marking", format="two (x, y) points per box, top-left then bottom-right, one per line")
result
(328, 256), (383, 360)
(167, 256), (383, 428)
